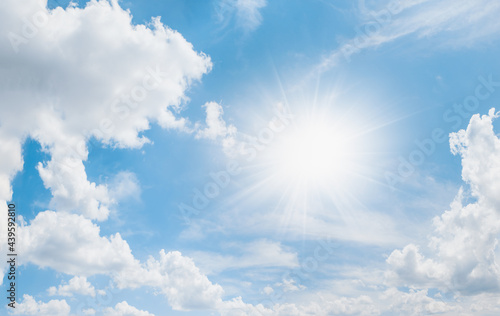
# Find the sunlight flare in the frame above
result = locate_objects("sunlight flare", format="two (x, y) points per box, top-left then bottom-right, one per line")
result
(267, 112), (361, 188)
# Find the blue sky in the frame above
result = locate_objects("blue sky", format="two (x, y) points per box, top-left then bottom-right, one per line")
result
(2, 0), (500, 315)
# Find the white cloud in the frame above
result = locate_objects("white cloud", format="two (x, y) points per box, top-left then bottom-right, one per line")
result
(103, 301), (154, 316)
(82, 308), (96, 316)
(190, 239), (299, 275)
(192, 203), (402, 246)
(196, 101), (242, 156)
(386, 243), (449, 288)
(37, 157), (112, 221)
(387, 109), (500, 295)
(233, 294), (378, 316)
(0, 133), (23, 200)
(196, 101), (237, 137)
(217, 286), (464, 316)
(17, 210), (225, 311)
(11, 295), (70, 316)
(115, 250), (225, 311)
(0, 0), (211, 218)
(97, 289), (107, 296)
(380, 288), (459, 316)
(274, 278), (306, 292)
(262, 286), (274, 295)
(0, 3), (246, 311)
(108, 171), (141, 203)
(0, 201), (9, 284)
(463, 293), (500, 314)
(216, 0), (267, 32)
(319, 0), (500, 71)
(9, 204), (470, 315)
(18, 210), (137, 276)
(48, 276), (96, 297)
(450, 109), (500, 206)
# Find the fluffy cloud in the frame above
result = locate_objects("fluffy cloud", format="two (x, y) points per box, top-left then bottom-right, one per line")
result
(220, 294), (379, 316)
(274, 278), (306, 292)
(103, 301), (154, 316)
(196, 101), (237, 141)
(116, 250), (225, 311)
(195, 101), (249, 157)
(0, 2), (246, 311)
(11, 295), (70, 316)
(9, 203), (467, 315)
(450, 108), (500, 206)
(0, 133), (23, 200)
(387, 109), (500, 295)
(17, 210), (225, 311)
(82, 308), (97, 315)
(37, 157), (112, 221)
(48, 276), (96, 297)
(381, 288), (458, 316)
(0, 201), (9, 283)
(217, 287), (463, 316)
(18, 211), (137, 276)
(0, 0), (211, 218)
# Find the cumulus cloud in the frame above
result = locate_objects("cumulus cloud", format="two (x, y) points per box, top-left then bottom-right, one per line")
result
(0, 3), (252, 311)
(381, 288), (459, 316)
(218, 287), (463, 316)
(8, 204), (466, 315)
(195, 101), (243, 156)
(103, 301), (154, 316)
(196, 101), (237, 141)
(450, 108), (500, 206)
(18, 210), (137, 276)
(37, 158), (112, 221)
(0, 134), (23, 200)
(222, 294), (378, 316)
(387, 109), (500, 295)
(82, 308), (97, 316)
(11, 295), (70, 316)
(0, 0), (211, 219)
(48, 276), (96, 297)
(0, 201), (9, 283)
(274, 278), (306, 292)
(17, 210), (225, 311)
(116, 250), (225, 311)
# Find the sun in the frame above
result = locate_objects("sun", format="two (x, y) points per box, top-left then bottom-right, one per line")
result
(266, 112), (360, 188)
(279, 124), (346, 179)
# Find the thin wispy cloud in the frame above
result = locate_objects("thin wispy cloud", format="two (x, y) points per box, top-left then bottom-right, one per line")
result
(215, 0), (267, 32)
(317, 0), (500, 72)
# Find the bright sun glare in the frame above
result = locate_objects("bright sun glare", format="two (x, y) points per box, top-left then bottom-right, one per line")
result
(246, 100), (384, 233)
(269, 115), (359, 187)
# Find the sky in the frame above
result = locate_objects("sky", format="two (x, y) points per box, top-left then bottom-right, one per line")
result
(1, 0), (500, 315)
